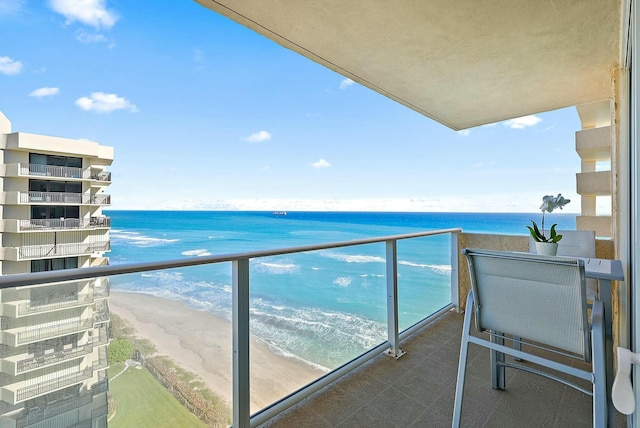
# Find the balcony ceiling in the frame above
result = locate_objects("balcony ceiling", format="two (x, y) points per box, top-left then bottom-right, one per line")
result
(195, 0), (621, 130)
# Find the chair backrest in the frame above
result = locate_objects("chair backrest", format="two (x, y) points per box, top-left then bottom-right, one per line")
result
(462, 248), (590, 359)
(528, 230), (596, 257)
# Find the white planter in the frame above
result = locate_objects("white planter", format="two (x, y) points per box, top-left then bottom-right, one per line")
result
(534, 241), (558, 256)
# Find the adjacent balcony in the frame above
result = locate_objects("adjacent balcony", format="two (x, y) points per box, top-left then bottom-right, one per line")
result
(2, 367), (93, 404)
(4, 163), (111, 185)
(2, 192), (112, 206)
(10, 216), (111, 232)
(8, 391), (93, 428)
(2, 292), (94, 318)
(3, 342), (94, 375)
(2, 318), (93, 347)
(1, 241), (110, 261)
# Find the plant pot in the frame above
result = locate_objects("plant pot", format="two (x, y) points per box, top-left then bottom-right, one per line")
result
(534, 241), (558, 256)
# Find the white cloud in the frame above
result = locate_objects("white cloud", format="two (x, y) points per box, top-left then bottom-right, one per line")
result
(0, 56), (23, 75)
(244, 130), (272, 143)
(29, 87), (60, 97)
(339, 78), (354, 89)
(311, 159), (331, 169)
(75, 92), (138, 113)
(49, 0), (118, 29)
(457, 129), (470, 137)
(504, 115), (542, 129)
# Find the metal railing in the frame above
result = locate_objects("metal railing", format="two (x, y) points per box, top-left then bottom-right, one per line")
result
(14, 319), (93, 345)
(19, 217), (111, 231)
(15, 292), (94, 316)
(0, 228), (461, 427)
(13, 393), (92, 428)
(16, 343), (93, 373)
(20, 164), (84, 179)
(17, 242), (110, 259)
(20, 192), (111, 205)
(14, 367), (93, 402)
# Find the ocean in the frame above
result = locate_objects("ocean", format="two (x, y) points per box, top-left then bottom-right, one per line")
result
(106, 210), (576, 371)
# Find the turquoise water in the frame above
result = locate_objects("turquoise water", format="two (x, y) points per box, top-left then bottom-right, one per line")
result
(106, 210), (575, 370)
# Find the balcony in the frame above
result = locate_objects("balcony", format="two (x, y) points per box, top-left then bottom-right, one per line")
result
(3, 367), (93, 404)
(3, 318), (93, 347)
(0, 230), (625, 427)
(3, 192), (111, 206)
(13, 216), (110, 231)
(3, 292), (94, 318)
(8, 392), (93, 428)
(6, 343), (94, 375)
(2, 241), (111, 261)
(7, 163), (85, 180)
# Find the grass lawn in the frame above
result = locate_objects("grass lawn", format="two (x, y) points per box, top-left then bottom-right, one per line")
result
(108, 363), (207, 428)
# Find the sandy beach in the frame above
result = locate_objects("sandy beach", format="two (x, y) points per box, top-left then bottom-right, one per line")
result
(109, 291), (326, 412)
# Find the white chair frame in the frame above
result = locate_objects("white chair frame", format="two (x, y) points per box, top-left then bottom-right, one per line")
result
(452, 248), (607, 427)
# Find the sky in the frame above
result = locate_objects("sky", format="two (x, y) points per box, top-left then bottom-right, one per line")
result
(0, 0), (592, 213)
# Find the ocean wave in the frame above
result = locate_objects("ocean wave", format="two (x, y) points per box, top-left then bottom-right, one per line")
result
(253, 260), (299, 274)
(249, 299), (387, 368)
(320, 252), (385, 264)
(333, 277), (352, 287)
(181, 249), (212, 257)
(111, 230), (179, 246)
(398, 261), (451, 274)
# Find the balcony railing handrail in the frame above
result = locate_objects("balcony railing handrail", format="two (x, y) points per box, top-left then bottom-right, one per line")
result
(16, 292), (94, 315)
(16, 342), (93, 373)
(0, 228), (462, 289)
(19, 217), (111, 230)
(19, 163), (84, 179)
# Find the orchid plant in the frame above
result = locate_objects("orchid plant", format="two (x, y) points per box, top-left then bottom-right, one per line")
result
(527, 193), (571, 243)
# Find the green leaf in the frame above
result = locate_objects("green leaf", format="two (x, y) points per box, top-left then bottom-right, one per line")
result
(527, 221), (546, 242)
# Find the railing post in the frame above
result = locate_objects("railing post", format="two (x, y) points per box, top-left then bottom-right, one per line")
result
(232, 259), (251, 428)
(385, 240), (405, 359)
(450, 231), (460, 310)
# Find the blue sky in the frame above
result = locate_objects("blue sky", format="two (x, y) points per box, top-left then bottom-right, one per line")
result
(0, 0), (586, 213)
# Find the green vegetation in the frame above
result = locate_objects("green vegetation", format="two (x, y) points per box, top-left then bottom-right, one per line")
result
(107, 363), (207, 428)
(109, 338), (135, 363)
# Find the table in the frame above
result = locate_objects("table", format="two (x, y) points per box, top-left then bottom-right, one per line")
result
(582, 258), (624, 427)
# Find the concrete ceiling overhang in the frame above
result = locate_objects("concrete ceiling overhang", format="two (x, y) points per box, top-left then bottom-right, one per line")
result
(195, 0), (621, 130)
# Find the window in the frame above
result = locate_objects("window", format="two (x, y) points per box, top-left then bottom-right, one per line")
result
(29, 154), (82, 168)
(31, 257), (78, 272)
(31, 206), (80, 219)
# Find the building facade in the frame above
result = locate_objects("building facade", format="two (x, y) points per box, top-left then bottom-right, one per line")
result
(0, 112), (112, 428)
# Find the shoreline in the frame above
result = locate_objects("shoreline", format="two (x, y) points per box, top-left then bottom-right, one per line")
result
(109, 290), (326, 412)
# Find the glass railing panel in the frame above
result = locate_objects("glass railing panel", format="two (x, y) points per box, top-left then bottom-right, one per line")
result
(108, 265), (233, 427)
(248, 243), (388, 411)
(396, 234), (454, 331)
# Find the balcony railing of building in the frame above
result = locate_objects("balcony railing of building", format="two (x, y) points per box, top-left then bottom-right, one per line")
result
(12, 318), (93, 345)
(14, 367), (93, 402)
(14, 292), (94, 316)
(14, 163), (111, 183)
(19, 192), (111, 206)
(12, 392), (93, 428)
(19, 164), (83, 180)
(92, 326), (109, 347)
(0, 228), (461, 428)
(16, 342), (93, 373)
(89, 170), (111, 182)
(90, 377), (108, 396)
(17, 241), (110, 260)
(19, 217), (111, 231)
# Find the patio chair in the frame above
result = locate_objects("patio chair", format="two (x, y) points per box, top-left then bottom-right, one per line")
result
(452, 249), (606, 427)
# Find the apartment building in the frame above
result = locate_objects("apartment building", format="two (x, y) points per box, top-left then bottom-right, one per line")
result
(0, 112), (112, 428)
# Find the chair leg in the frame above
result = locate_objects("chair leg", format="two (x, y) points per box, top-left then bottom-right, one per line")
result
(591, 300), (606, 428)
(453, 291), (475, 428)
(491, 332), (505, 390)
